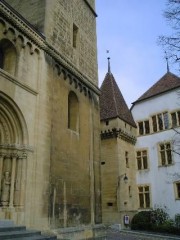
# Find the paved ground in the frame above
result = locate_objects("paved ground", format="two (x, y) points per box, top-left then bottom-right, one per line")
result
(106, 231), (144, 239)
(106, 231), (151, 240)
(105, 229), (180, 240)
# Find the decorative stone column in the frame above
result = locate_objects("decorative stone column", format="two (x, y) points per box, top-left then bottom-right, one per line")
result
(0, 154), (4, 192)
(9, 154), (17, 208)
(14, 155), (22, 206)
(19, 152), (27, 207)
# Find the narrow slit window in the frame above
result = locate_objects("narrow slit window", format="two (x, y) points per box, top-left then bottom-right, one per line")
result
(73, 24), (78, 48)
(125, 151), (129, 168)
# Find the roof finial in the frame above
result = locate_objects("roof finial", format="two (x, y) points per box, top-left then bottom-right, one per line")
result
(106, 50), (111, 73)
(165, 51), (170, 73)
(107, 57), (111, 73)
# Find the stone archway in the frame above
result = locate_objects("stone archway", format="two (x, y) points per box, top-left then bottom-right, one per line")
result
(0, 92), (28, 213)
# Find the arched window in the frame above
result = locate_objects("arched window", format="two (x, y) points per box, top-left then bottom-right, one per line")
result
(68, 91), (79, 132)
(0, 39), (17, 75)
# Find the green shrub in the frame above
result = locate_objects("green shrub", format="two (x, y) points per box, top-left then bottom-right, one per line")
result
(131, 209), (180, 235)
(151, 207), (169, 226)
(131, 211), (152, 230)
(175, 214), (180, 228)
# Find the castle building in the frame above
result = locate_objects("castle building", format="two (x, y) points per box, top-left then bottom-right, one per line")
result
(100, 59), (180, 227)
(131, 71), (180, 219)
(0, 0), (102, 238)
(99, 59), (138, 228)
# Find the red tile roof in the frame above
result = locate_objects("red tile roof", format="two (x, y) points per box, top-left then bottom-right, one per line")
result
(133, 72), (180, 104)
(100, 72), (136, 127)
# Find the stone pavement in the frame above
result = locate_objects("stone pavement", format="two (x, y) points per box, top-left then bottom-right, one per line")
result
(105, 229), (180, 240)
(106, 231), (145, 239)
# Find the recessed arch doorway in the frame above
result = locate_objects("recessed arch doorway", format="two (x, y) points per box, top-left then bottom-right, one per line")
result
(0, 92), (28, 211)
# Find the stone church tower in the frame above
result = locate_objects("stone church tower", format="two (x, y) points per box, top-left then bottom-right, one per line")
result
(0, 0), (101, 237)
(100, 59), (138, 228)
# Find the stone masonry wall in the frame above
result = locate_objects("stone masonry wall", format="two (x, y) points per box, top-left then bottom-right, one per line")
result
(5, 0), (98, 86)
(45, 0), (98, 85)
(4, 0), (45, 32)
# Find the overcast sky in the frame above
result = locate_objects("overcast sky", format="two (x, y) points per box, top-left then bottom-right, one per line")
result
(95, 0), (179, 107)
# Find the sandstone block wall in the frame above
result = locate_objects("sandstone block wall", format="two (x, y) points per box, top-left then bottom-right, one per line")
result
(5, 0), (98, 86)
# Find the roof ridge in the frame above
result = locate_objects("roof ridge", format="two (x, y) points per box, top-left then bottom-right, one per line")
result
(132, 71), (180, 104)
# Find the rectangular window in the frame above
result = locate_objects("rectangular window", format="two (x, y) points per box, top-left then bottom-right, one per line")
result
(138, 120), (150, 135)
(138, 122), (143, 135)
(174, 182), (180, 199)
(145, 120), (150, 134)
(107, 202), (113, 206)
(159, 142), (172, 166)
(171, 111), (180, 128)
(158, 113), (163, 130)
(171, 112), (177, 127)
(136, 150), (148, 170)
(176, 183), (180, 199)
(138, 185), (150, 208)
(178, 111), (180, 126)
(163, 112), (169, 129)
(152, 112), (170, 132)
(152, 115), (157, 132)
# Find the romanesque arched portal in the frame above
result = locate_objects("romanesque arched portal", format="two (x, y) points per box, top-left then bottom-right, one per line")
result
(0, 92), (28, 213)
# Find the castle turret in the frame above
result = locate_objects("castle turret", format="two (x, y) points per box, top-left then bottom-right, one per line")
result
(100, 60), (138, 228)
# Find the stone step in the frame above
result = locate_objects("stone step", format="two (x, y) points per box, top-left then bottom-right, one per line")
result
(4, 236), (46, 240)
(0, 220), (14, 227)
(0, 226), (26, 232)
(0, 225), (57, 240)
(4, 236), (57, 240)
(0, 229), (41, 239)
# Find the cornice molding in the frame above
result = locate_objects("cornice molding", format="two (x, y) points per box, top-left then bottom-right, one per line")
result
(101, 128), (137, 145)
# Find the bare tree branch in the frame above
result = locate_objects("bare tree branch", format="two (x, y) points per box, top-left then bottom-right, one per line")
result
(158, 0), (180, 71)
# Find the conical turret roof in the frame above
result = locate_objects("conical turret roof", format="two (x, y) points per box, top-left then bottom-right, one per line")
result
(133, 72), (180, 104)
(100, 72), (136, 127)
